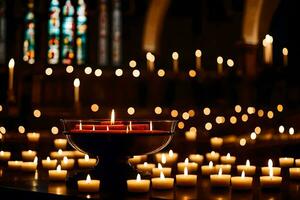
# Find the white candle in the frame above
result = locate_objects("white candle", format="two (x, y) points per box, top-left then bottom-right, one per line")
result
(60, 156), (75, 170)
(176, 167), (197, 187)
(279, 157), (294, 167)
(74, 78), (80, 104)
(177, 158), (198, 173)
(137, 162), (155, 175)
(73, 150), (85, 158)
(195, 49), (202, 71)
(21, 156), (38, 172)
(42, 156), (58, 169)
(77, 174), (100, 192)
(206, 151), (220, 163)
(172, 52), (179, 73)
(27, 132), (40, 143)
(127, 174), (150, 192)
(188, 154), (204, 165)
(215, 164), (231, 174)
(8, 58), (15, 91)
(50, 149), (70, 160)
(261, 159), (281, 176)
(237, 160), (256, 176)
(54, 139), (68, 149)
(155, 150), (178, 166)
(220, 153), (236, 165)
(210, 137), (223, 149)
(282, 47), (288, 67)
(260, 166), (282, 188)
(0, 150), (11, 161)
(231, 171), (253, 190)
(151, 171), (174, 190)
(201, 161), (215, 176)
(152, 163), (172, 177)
(210, 168), (231, 187)
(78, 154), (97, 168)
(8, 160), (23, 170)
(128, 156), (142, 166)
(22, 150), (37, 161)
(289, 168), (300, 179)
(49, 165), (67, 181)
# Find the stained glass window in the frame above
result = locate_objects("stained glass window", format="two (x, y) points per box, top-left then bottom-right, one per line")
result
(98, 0), (108, 65)
(0, 0), (6, 63)
(62, 0), (75, 65)
(48, 0), (60, 64)
(112, 0), (122, 66)
(23, 0), (35, 64)
(76, 0), (87, 65)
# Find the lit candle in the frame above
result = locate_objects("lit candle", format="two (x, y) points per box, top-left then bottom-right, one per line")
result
(210, 168), (231, 187)
(289, 168), (300, 179)
(261, 159), (281, 176)
(176, 167), (197, 187)
(49, 165), (67, 181)
(177, 158), (198, 173)
(73, 78), (80, 105)
(73, 150), (85, 158)
(295, 159), (300, 167)
(195, 49), (202, 71)
(60, 156), (75, 170)
(22, 150), (37, 161)
(205, 151), (220, 163)
(137, 162), (155, 175)
(172, 52), (179, 73)
(210, 137), (223, 149)
(8, 160), (23, 170)
(279, 157), (294, 167)
(217, 56), (223, 75)
(78, 154), (97, 168)
(282, 47), (288, 67)
(185, 131), (197, 141)
(8, 58), (14, 92)
(42, 156), (58, 170)
(215, 164), (231, 174)
(237, 160), (256, 176)
(231, 171), (253, 190)
(77, 174), (100, 192)
(146, 52), (155, 72)
(21, 156), (38, 172)
(201, 161), (215, 176)
(127, 174), (150, 192)
(54, 139), (68, 149)
(220, 153), (236, 165)
(262, 34), (273, 65)
(260, 165), (282, 188)
(128, 156), (142, 166)
(50, 149), (65, 160)
(152, 163), (172, 177)
(155, 150), (178, 166)
(0, 150), (11, 161)
(26, 132), (40, 143)
(151, 171), (174, 190)
(188, 154), (204, 165)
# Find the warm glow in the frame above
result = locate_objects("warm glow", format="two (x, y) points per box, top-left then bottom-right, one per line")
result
(216, 116), (225, 124)
(132, 69), (140, 77)
(190, 127), (197, 133)
(84, 67), (92, 75)
(258, 109), (264, 117)
(94, 69), (102, 77)
(227, 59), (234, 67)
(129, 60), (137, 68)
(57, 165), (61, 171)
(154, 107), (162, 114)
(115, 69), (123, 77)
(158, 163), (163, 170)
(0, 127), (6, 134)
(205, 122), (212, 131)
(188, 109), (195, 117)
(8, 58), (15, 69)
(217, 56), (223, 64)
(169, 150), (174, 157)
(269, 167), (273, 177)
(127, 107), (135, 115)
(111, 109), (115, 125)
(162, 154), (166, 164)
(250, 132), (257, 140)
(230, 116), (237, 124)
(189, 70), (197, 77)
(150, 121), (153, 131)
(268, 159), (273, 168)
(203, 107), (211, 115)
(172, 52), (179, 60)
(178, 121), (185, 129)
(226, 153), (230, 159)
(0, 105), (2, 112)
(254, 126), (261, 134)
(289, 127), (295, 135)
(45, 67), (53, 76)
(241, 114), (248, 122)
(160, 171), (165, 179)
(47, 156), (51, 162)
(240, 138), (246, 146)
(267, 111), (274, 119)
(241, 171), (245, 178)
(91, 104), (99, 112)
(282, 48), (288, 56)
(184, 158), (189, 164)
(218, 168), (222, 176)
(73, 78), (80, 87)
(66, 65), (74, 73)
(195, 49), (202, 57)
(136, 174), (141, 182)
(171, 110), (178, 118)
(279, 125), (285, 133)
(18, 126), (25, 134)
(235, 105), (242, 113)
(265, 34), (273, 43)
(184, 167), (188, 176)
(34, 156), (38, 164)
(63, 156), (68, 163)
(246, 160), (250, 166)
(84, 154), (89, 160)
(277, 104), (283, 112)
(209, 161), (213, 168)
(33, 109), (41, 118)
(146, 52), (155, 62)
(51, 126), (59, 135)
(247, 107), (255, 114)
(157, 69), (165, 77)
(86, 174), (91, 183)
(182, 112), (189, 120)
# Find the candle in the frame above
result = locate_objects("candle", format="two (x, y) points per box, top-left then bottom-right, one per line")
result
(49, 165), (67, 181)
(8, 58), (14, 91)
(261, 159), (281, 176)
(50, 149), (71, 160)
(215, 164), (231, 174)
(237, 160), (256, 176)
(195, 49), (202, 71)
(262, 34), (273, 65)
(78, 154), (97, 168)
(152, 163), (172, 177)
(54, 139), (68, 149)
(185, 131), (197, 141)
(177, 158), (198, 173)
(22, 150), (37, 161)
(137, 162), (155, 175)
(128, 156), (142, 166)
(146, 52), (155, 72)
(217, 56), (223, 75)
(260, 166), (282, 188)
(231, 171), (253, 190)
(73, 150), (85, 158)
(42, 156), (58, 170)
(210, 137), (223, 149)
(201, 161), (216, 176)
(296, 159), (300, 167)
(8, 160), (23, 170)
(172, 52), (179, 73)
(176, 167), (197, 187)
(60, 156), (75, 170)
(220, 153), (236, 165)
(155, 150), (178, 166)
(189, 154), (204, 165)
(282, 47), (288, 67)
(151, 171), (174, 190)
(0, 150), (11, 161)
(74, 78), (80, 104)
(78, 174), (100, 192)
(21, 156), (38, 172)
(127, 174), (150, 192)
(279, 157), (294, 167)
(205, 151), (220, 163)
(289, 168), (300, 179)
(210, 168), (231, 187)
(26, 132), (40, 143)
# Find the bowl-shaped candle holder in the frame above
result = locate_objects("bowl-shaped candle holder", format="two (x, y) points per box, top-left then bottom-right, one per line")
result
(60, 119), (177, 190)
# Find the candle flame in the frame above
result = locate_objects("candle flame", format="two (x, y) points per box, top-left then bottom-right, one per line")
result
(92, 125), (95, 131)
(218, 168), (222, 176)
(111, 109), (115, 125)
(282, 48), (288, 56)
(150, 121), (153, 131)
(184, 166), (188, 176)
(86, 174), (91, 183)
(84, 154), (89, 160)
(58, 149), (62, 155)
(0, 151), (3, 155)
(211, 151), (215, 155)
(34, 156), (38, 164)
(106, 125), (109, 131)
(184, 158), (189, 165)
(57, 165), (61, 171)
(63, 156), (68, 163)
(169, 150), (174, 157)
(47, 156), (50, 162)
(162, 154), (167, 164)
(73, 78), (80, 87)
(226, 153), (230, 159)
(172, 52), (179, 60)
(160, 171), (165, 179)
(143, 162), (147, 166)
(209, 161), (213, 168)
(29, 150), (32, 153)
(79, 121), (82, 130)
(8, 58), (15, 69)
(158, 163), (163, 170)
(268, 159), (273, 168)
(129, 121), (132, 131)
(269, 167), (273, 177)
(137, 174), (141, 182)
(195, 49), (202, 57)
(246, 159), (250, 166)
(241, 170), (245, 178)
